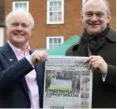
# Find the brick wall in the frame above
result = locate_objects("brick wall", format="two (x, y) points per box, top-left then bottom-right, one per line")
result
(5, 0), (116, 49)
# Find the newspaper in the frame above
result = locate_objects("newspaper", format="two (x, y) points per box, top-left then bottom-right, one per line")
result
(43, 56), (93, 109)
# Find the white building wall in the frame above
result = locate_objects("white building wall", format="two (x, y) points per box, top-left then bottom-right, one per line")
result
(0, 27), (4, 46)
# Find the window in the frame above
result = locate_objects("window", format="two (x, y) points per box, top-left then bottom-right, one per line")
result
(12, 1), (29, 12)
(46, 36), (64, 49)
(47, 0), (64, 24)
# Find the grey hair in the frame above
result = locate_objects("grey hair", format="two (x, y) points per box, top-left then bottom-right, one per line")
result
(5, 10), (34, 28)
(81, 0), (111, 15)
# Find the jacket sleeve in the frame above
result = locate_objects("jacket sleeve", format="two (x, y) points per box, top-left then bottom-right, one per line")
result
(104, 64), (116, 87)
(0, 57), (33, 92)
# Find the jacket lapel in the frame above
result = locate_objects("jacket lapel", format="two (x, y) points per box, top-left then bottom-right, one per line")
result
(1, 43), (17, 65)
(34, 63), (45, 108)
(1, 43), (30, 101)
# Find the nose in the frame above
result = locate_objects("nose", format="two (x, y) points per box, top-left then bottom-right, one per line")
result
(16, 25), (23, 31)
(91, 14), (98, 22)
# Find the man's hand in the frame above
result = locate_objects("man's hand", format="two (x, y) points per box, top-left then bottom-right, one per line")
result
(88, 55), (108, 75)
(30, 50), (47, 64)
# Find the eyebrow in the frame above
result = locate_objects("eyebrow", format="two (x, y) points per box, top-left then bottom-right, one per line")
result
(85, 11), (104, 14)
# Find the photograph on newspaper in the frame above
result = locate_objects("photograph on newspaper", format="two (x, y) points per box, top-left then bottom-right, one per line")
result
(43, 56), (93, 109)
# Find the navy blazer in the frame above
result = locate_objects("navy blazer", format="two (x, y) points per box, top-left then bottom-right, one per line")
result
(0, 43), (45, 108)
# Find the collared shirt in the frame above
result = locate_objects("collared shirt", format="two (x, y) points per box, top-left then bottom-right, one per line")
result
(8, 42), (39, 108)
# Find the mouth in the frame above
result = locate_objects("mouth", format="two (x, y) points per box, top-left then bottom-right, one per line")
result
(89, 24), (100, 26)
(14, 33), (24, 36)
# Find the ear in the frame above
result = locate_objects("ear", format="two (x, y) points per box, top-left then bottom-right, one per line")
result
(81, 13), (84, 23)
(107, 14), (111, 23)
(6, 29), (9, 36)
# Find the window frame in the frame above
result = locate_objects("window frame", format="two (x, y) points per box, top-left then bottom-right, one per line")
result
(47, 0), (64, 24)
(12, 1), (29, 12)
(46, 36), (64, 49)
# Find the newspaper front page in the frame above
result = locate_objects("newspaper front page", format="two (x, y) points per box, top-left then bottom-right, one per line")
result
(43, 56), (93, 109)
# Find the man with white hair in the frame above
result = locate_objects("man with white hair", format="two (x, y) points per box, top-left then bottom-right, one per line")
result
(66, 0), (116, 108)
(0, 11), (47, 108)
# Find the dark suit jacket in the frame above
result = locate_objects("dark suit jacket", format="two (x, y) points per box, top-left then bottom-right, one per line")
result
(66, 28), (116, 108)
(0, 43), (45, 108)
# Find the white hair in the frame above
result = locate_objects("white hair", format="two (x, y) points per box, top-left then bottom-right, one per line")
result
(5, 10), (34, 28)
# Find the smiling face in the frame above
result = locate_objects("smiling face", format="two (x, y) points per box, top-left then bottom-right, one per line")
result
(81, 0), (111, 35)
(6, 12), (32, 47)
